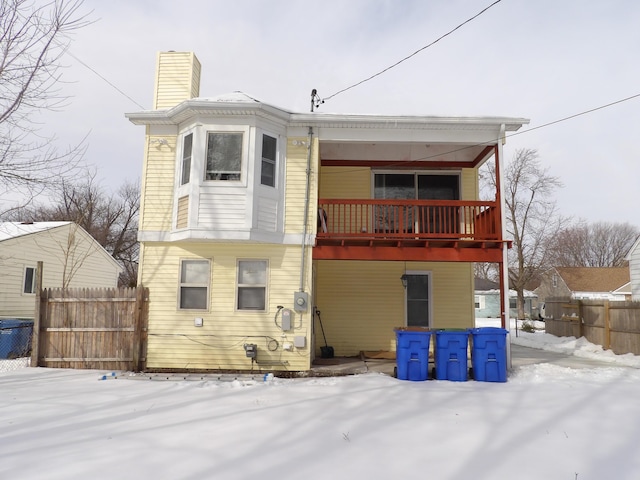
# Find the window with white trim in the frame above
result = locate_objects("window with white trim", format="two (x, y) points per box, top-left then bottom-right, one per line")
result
(474, 295), (485, 309)
(260, 134), (277, 187)
(180, 133), (193, 185)
(205, 132), (243, 181)
(23, 267), (36, 294)
(237, 260), (267, 311)
(179, 259), (210, 310)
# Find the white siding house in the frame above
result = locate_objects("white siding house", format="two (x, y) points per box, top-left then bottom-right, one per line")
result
(627, 236), (640, 301)
(0, 222), (122, 319)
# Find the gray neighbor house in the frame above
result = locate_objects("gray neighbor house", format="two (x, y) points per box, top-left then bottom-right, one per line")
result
(474, 278), (537, 319)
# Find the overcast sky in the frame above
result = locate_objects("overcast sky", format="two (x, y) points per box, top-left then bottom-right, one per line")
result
(33, 0), (640, 225)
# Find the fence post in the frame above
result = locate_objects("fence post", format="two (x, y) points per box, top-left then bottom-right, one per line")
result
(30, 261), (43, 367)
(603, 300), (611, 350)
(132, 286), (147, 372)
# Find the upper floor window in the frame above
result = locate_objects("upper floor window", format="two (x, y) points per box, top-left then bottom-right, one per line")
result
(180, 133), (193, 185)
(260, 134), (277, 187)
(179, 259), (210, 310)
(206, 132), (243, 181)
(23, 266), (36, 294)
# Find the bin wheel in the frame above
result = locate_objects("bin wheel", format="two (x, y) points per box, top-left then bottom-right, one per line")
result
(431, 367), (436, 380)
(468, 367), (474, 380)
(393, 366), (397, 378)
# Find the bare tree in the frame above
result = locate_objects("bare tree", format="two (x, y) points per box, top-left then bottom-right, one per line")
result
(484, 148), (564, 319)
(548, 221), (638, 267)
(9, 172), (140, 286)
(0, 0), (91, 210)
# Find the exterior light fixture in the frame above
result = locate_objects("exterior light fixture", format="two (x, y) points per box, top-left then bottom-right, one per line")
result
(400, 274), (408, 289)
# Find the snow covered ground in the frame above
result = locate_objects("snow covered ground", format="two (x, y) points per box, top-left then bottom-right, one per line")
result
(2, 319), (640, 480)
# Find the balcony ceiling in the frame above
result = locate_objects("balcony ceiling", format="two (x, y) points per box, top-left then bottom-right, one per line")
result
(320, 141), (494, 168)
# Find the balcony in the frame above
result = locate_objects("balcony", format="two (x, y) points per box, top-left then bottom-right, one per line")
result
(314, 199), (508, 262)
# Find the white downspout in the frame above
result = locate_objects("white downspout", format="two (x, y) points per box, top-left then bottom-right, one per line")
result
(299, 126), (314, 292)
(497, 123), (512, 368)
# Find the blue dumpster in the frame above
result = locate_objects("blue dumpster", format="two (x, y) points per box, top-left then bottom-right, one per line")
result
(435, 329), (470, 381)
(470, 327), (508, 382)
(0, 319), (34, 359)
(395, 328), (433, 381)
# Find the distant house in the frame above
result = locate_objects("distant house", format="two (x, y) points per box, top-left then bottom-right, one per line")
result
(474, 278), (536, 319)
(0, 222), (123, 319)
(627, 237), (640, 301)
(535, 267), (631, 304)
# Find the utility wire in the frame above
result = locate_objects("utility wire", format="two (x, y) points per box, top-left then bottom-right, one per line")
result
(320, 0), (503, 105)
(318, 90), (640, 175)
(66, 50), (146, 110)
(507, 92), (640, 139)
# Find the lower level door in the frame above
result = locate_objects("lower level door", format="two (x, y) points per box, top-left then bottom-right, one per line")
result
(405, 273), (431, 327)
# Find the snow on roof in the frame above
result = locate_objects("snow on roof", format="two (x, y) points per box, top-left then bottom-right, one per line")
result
(0, 221), (71, 241)
(195, 91), (261, 104)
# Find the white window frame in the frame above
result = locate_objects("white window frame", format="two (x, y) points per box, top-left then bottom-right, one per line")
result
(475, 295), (486, 310)
(180, 132), (193, 185)
(23, 266), (36, 294)
(205, 131), (244, 182)
(178, 259), (211, 311)
(236, 259), (268, 312)
(260, 133), (277, 187)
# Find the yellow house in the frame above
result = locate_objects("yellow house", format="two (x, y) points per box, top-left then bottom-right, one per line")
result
(126, 51), (528, 373)
(0, 221), (123, 319)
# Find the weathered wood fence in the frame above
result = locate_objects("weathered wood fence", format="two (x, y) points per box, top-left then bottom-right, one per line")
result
(544, 297), (640, 355)
(31, 287), (149, 371)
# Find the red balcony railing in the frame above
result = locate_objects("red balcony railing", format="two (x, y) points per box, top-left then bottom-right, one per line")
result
(316, 199), (500, 241)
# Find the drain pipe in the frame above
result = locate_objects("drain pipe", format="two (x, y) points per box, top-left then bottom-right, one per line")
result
(299, 126), (314, 292)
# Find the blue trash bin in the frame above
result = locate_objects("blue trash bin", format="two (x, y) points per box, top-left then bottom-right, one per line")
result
(395, 328), (433, 381)
(435, 329), (470, 381)
(470, 327), (508, 382)
(0, 319), (34, 359)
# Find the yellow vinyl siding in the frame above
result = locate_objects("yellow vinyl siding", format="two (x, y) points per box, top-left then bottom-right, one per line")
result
(319, 166), (371, 198)
(314, 260), (474, 356)
(153, 52), (201, 110)
(284, 137), (318, 234)
(140, 242), (312, 371)
(460, 168), (478, 200)
(140, 136), (177, 231)
(176, 196), (189, 229)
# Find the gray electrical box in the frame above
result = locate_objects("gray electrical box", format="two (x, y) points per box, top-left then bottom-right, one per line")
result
(294, 291), (309, 312)
(281, 309), (292, 331)
(244, 344), (257, 359)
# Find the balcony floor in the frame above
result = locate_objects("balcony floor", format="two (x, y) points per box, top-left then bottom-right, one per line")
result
(313, 237), (508, 262)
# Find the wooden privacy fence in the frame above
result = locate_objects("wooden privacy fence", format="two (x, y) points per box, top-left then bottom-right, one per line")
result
(32, 287), (149, 371)
(544, 297), (640, 355)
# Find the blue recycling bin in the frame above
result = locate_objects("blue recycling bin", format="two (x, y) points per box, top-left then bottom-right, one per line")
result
(0, 319), (34, 359)
(470, 327), (508, 382)
(395, 328), (433, 381)
(435, 329), (470, 381)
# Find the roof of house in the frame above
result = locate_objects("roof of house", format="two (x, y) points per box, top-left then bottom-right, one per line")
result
(475, 278), (500, 290)
(555, 267), (630, 293)
(0, 222), (123, 272)
(0, 221), (71, 241)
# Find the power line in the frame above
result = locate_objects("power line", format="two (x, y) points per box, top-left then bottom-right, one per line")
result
(65, 50), (146, 110)
(318, 90), (640, 176)
(508, 92), (640, 139)
(318, 0), (503, 106)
